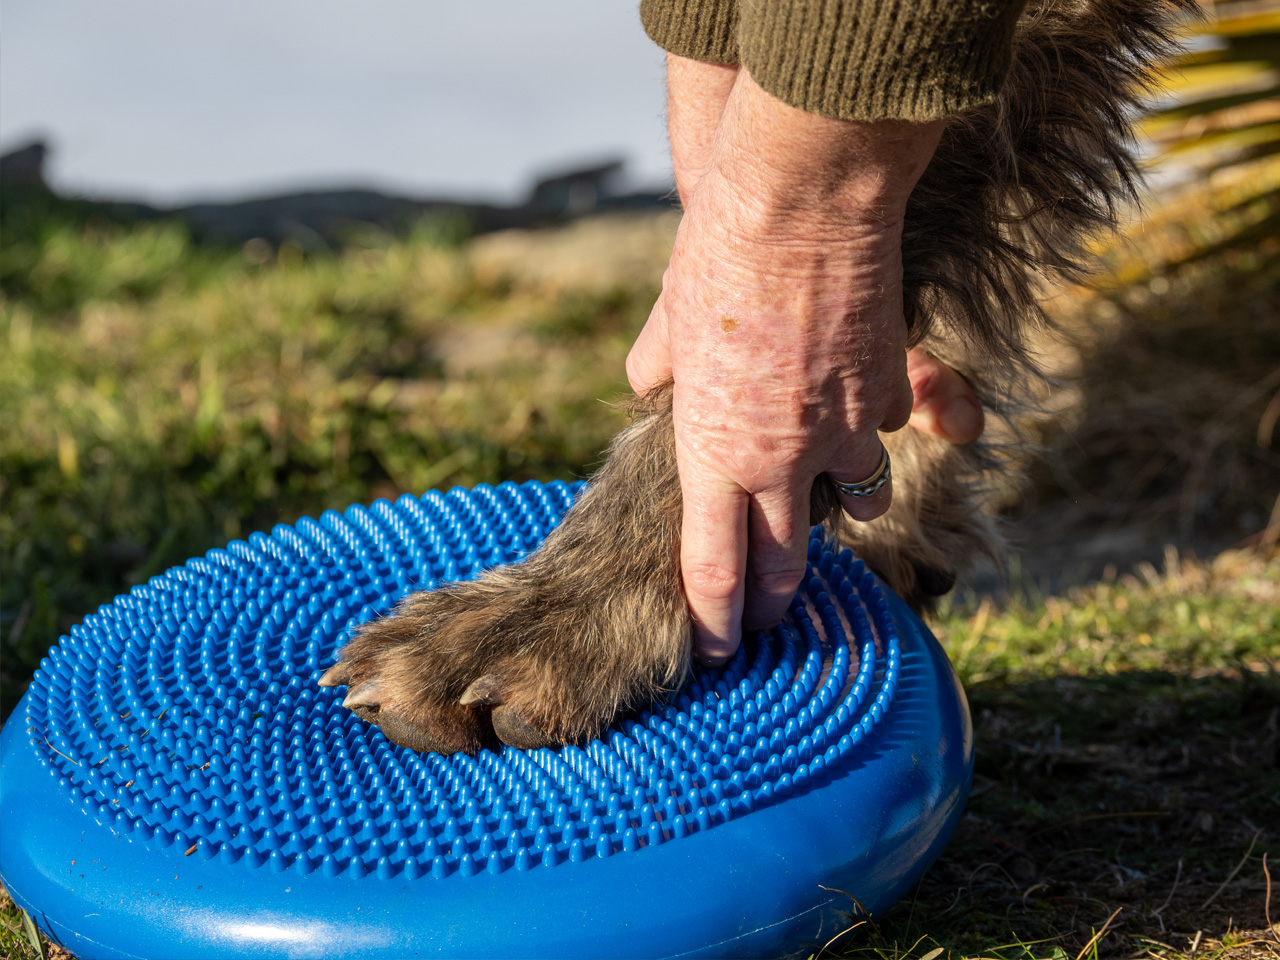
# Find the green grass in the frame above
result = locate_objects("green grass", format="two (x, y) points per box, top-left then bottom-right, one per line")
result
(0, 891), (60, 960)
(934, 551), (1280, 685)
(819, 551), (1280, 960)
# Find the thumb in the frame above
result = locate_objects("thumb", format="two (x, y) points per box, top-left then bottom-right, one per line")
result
(626, 295), (674, 395)
(905, 347), (984, 445)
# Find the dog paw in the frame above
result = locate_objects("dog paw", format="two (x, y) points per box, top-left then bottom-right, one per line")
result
(318, 546), (690, 754)
(317, 581), (554, 754)
(319, 397), (691, 755)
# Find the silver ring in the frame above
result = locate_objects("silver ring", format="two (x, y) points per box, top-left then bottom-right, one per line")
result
(831, 447), (891, 498)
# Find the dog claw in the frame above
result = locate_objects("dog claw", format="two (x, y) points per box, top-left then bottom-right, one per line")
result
(459, 674), (504, 706)
(342, 681), (383, 711)
(317, 662), (352, 687)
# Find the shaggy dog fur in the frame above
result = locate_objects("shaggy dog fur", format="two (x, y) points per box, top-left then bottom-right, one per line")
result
(319, 0), (1194, 754)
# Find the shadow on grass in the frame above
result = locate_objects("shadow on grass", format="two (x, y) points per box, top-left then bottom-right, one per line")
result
(825, 667), (1280, 960)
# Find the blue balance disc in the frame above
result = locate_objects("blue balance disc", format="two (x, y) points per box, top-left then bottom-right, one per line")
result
(0, 481), (972, 959)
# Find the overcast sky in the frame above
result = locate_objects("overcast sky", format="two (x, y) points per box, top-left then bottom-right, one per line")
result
(2, 1), (673, 205)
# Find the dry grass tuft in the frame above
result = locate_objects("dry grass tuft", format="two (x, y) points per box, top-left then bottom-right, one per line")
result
(997, 156), (1280, 587)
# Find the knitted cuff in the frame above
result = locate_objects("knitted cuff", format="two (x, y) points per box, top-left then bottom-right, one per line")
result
(639, 0), (739, 64)
(737, 0), (1028, 121)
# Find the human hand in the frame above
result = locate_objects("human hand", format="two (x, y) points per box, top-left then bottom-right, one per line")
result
(661, 55), (984, 449)
(628, 63), (949, 662)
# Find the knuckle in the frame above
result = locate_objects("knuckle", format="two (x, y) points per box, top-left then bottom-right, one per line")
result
(760, 439), (809, 473)
(750, 565), (806, 599)
(840, 383), (896, 434)
(883, 383), (914, 431)
(682, 561), (739, 602)
(624, 351), (643, 389)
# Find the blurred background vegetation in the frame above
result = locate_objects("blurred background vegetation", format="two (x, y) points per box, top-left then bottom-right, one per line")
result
(0, 1), (1277, 957)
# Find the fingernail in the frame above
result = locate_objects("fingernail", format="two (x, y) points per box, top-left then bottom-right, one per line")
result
(939, 396), (983, 444)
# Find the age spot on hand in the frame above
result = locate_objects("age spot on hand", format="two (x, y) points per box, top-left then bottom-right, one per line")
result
(720, 316), (740, 333)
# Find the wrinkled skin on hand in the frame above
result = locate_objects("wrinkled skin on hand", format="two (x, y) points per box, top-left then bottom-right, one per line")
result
(627, 67), (943, 662)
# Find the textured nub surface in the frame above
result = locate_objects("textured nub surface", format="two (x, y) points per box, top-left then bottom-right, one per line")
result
(23, 482), (901, 881)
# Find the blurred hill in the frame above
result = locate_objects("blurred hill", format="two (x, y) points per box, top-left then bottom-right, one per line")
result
(0, 141), (676, 250)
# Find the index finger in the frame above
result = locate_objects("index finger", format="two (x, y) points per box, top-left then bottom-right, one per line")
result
(677, 458), (750, 664)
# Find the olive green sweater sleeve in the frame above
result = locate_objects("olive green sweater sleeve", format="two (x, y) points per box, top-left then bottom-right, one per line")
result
(639, 0), (739, 64)
(639, 0), (1027, 121)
